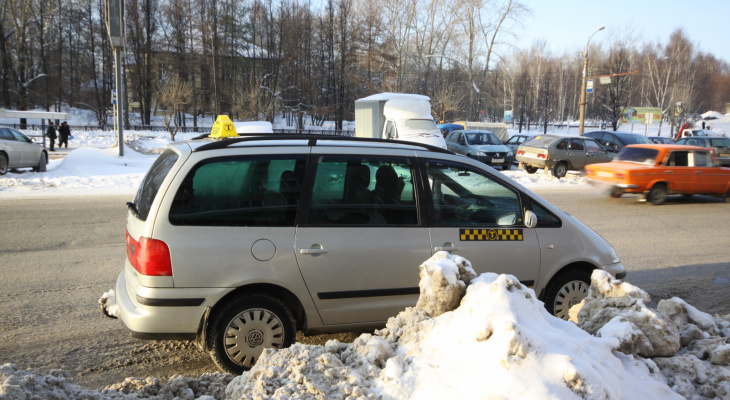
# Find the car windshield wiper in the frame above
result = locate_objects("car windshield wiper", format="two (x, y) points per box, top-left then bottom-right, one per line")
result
(126, 201), (141, 218)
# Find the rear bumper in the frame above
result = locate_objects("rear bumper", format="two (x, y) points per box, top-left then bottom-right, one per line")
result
(586, 178), (641, 194)
(115, 269), (228, 339)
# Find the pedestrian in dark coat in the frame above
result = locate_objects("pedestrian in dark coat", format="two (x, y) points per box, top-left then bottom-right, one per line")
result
(46, 121), (57, 151)
(58, 121), (70, 148)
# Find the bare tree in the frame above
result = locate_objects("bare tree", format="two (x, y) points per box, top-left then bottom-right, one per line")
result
(158, 75), (192, 140)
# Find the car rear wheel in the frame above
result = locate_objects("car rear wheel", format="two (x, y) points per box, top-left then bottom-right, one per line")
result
(552, 162), (567, 179)
(207, 294), (296, 374)
(544, 270), (592, 320)
(0, 153), (8, 175)
(648, 183), (668, 205)
(33, 152), (47, 172)
(524, 166), (538, 174)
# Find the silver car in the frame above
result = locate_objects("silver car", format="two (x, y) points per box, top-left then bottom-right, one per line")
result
(112, 133), (625, 374)
(515, 134), (613, 178)
(445, 129), (514, 170)
(0, 127), (48, 175)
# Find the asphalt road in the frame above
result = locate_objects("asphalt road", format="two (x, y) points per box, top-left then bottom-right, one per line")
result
(0, 190), (728, 389)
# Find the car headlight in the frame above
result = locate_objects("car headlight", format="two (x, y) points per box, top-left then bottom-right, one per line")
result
(476, 151), (486, 157)
(507, 150), (513, 156)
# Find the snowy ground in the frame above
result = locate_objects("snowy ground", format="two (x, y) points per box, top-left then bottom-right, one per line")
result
(1, 112), (729, 399)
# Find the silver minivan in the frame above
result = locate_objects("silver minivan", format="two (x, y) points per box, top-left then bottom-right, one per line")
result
(113, 134), (625, 373)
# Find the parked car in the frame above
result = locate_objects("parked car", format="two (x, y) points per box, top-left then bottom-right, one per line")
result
(111, 131), (625, 373)
(583, 130), (653, 153)
(675, 136), (730, 166)
(585, 144), (730, 205)
(504, 134), (537, 160)
(648, 136), (675, 145)
(0, 127), (48, 175)
(445, 129), (514, 170)
(515, 135), (613, 178)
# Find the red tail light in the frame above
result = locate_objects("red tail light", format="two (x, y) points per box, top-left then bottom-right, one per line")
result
(537, 153), (547, 159)
(126, 230), (172, 276)
(517, 150), (525, 155)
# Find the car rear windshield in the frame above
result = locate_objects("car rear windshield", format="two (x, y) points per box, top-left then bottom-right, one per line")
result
(521, 135), (556, 148)
(616, 147), (658, 165)
(710, 138), (730, 147)
(132, 149), (180, 220)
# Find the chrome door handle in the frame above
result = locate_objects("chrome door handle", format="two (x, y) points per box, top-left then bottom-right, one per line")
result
(666, 170), (673, 173)
(299, 248), (328, 254)
(435, 246), (458, 252)
(694, 170), (702, 174)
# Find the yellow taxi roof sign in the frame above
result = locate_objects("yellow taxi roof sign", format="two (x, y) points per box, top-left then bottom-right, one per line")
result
(210, 115), (238, 138)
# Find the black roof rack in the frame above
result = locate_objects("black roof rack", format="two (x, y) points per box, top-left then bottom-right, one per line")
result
(193, 134), (453, 154)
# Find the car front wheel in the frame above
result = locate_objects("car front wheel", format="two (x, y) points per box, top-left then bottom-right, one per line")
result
(544, 270), (592, 320)
(0, 153), (8, 175)
(502, 163), (512, 171)
(33, 152), (47, 172)
(648, 183), (668, 205)
(207, 294), (296, 374)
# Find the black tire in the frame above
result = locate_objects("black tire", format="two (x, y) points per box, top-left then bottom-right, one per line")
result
(33, 152), (47, 172)
(502, 163), (512, 171)
(725, 189), (730, 203)
(610, 188), (622, 198)
(0, 153), (7, 175)
(544, 269), (592, 320)
(524, 166), (538, 174)
(552, 162), (567, 179)
(648, 183), (668, 205)
(207, 294), (296, 374)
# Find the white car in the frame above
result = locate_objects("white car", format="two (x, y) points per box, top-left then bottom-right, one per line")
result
(111, 131), (626, 374)
(0, 127), (48, 174)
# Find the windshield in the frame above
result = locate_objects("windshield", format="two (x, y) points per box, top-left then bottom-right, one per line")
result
(465, 132), (501, 145)
(616, 147), (658, 165)
(404, 119), (438, 131)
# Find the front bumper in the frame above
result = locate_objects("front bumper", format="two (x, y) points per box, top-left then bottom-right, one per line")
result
(603, 262), (626, 280)
(475, 154), (515, 167)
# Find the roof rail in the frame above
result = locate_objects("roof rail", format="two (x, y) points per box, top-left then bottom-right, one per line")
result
(193, 134), (453, 154)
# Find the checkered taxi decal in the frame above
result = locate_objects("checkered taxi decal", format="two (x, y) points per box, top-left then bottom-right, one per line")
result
(460, 229), (523, 241)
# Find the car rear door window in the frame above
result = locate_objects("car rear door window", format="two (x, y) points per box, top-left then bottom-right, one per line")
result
(0, 128), (15, 140)
(307, 156), (417, 226)
(133, 149), (180, 220)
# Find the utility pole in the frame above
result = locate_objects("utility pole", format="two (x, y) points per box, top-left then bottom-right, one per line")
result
(578, 26), (605, 136)
(106, 0), (126, 156)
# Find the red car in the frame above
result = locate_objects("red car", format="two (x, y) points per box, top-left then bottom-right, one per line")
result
(585, 144), (730, 204)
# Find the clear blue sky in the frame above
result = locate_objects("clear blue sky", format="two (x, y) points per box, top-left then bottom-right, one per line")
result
(520, 0), (730, 63)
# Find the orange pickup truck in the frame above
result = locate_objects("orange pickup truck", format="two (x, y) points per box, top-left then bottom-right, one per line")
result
(584, 144), (730, 205)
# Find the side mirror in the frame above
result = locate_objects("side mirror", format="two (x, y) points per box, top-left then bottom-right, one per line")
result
(524, 210), (538, 229)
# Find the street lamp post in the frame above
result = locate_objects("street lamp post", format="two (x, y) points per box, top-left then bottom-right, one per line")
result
(578, 26), (605, 136)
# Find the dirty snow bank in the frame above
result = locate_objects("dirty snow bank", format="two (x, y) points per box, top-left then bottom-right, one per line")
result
(3, 253), (729, 399)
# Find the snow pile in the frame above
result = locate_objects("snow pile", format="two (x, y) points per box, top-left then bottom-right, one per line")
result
(2, 254), (729, 399)
(0, 363), (233, 400)
(572, 270), (730, 399)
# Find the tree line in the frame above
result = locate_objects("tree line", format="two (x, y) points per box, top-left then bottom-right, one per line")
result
(2, 0), (729, 134)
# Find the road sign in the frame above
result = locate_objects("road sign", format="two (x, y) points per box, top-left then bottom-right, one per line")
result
(112, 89), (117, 105)
(599, 76), (611, 84)
(586, 79), (594, 93)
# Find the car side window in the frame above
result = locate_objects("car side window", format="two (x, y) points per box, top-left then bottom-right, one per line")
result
(569, 139), (584, 151)
(447, 132), (458, 143)
(585, 140), (603, 152)
(667, 151), (690, 167)
(308, 156), (417, 226)
(169, 155), (306, 227)
(691, 151), (710, 167)
(0, 128), (15, 140)
(506, 136), (518, 144)
(426, 160), (522, 227)
(555, 139), (568, 150)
